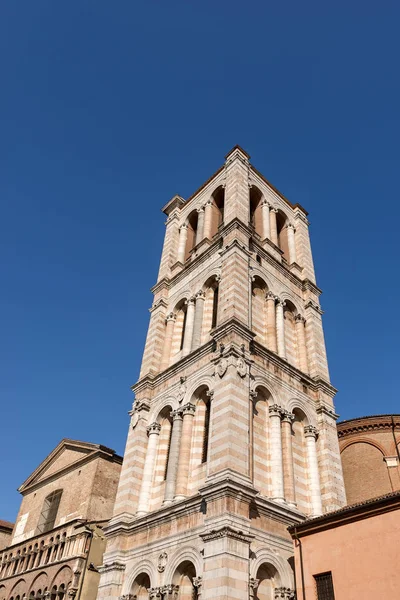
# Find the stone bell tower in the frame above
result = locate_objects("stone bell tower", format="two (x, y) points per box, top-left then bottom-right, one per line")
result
(97, 147), (346, 600)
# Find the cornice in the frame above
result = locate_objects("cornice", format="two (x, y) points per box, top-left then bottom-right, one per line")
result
(211, 317), (256, 344)
(131, 340), (214, 394)
(254, 494), (305, 526)
(337, 414), (400, 438)
(249, 165), (308, 216)
(302, 278), (322, 296)
(104, 494), (204, 538)
(199, 476), (257, 505)
(288, 491), (400, 538)
(250, 239), (303, 291)
(200, 526), (254, 544)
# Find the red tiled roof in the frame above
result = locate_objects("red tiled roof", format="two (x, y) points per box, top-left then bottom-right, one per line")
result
(0, 520), (14, 531)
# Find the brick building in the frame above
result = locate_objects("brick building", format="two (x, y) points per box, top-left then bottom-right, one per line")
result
(338, 414), (400, 504)
(0, 524), (13, 553)
(288, 490), (400, 599)
(0, 439), (122, 600)
(97, 147), (346, 600)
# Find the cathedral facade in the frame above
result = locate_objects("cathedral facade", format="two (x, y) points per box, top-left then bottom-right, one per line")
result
(97, 147), (346, 600)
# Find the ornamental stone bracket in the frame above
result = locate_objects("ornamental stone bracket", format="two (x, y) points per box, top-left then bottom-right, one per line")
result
(200, 526), (254, 544)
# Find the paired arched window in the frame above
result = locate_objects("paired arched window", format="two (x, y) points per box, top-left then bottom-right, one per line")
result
(36, 490), (62, 534)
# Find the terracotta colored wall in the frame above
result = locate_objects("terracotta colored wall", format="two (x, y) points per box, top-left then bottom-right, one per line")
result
(294, 509), (400, 600)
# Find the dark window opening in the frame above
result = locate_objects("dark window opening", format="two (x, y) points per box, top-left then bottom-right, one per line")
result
(211, 287), (219, 329)
(36, 490), (62, 534)
(314, 572), (335, 600)
(202, 400), (211, 463)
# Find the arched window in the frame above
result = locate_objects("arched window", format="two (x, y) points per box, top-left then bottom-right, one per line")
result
(184, 211), (199, 260)
(276, 210), (289, 261)
(36, 490), (62, 534)
(211, 286), (219, 329)
(249, 186), (263, 237)
(202, 396), (211, 463)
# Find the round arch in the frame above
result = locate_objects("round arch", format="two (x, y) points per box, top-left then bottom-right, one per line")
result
(164, 546), (202, 584)
(148, 396), (177, 423)
(286, 399), (314, 425)
(49, 566), (73, 590)
(250, 548), (293, 588)
(184, 375), (215, 405)
(28, 573), (48, 595)
(122, 559), (157, 595)
(340, 438), (386, 456)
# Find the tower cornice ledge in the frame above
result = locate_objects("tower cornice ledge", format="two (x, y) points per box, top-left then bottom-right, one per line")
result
(251, 340), (336, 397)
(254, 495), (305, 525)
(104, 493), (204, 537)
(199, 475), (258, 505)
(211, 317), (256, 345)
(131, 340), (214, 394)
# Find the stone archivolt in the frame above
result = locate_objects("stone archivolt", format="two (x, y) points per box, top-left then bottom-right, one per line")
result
(98, 147), (346, 600)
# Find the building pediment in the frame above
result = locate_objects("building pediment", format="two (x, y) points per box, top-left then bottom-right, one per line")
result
(18, 439), (121, 493)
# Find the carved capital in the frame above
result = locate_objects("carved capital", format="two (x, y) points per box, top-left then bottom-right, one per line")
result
(286, 223), (296, 232)
(171, 409), (183, 421)
(166, 312), (177, 323)
(295, 313), (306, 324)
(179, 223), (188, 231)
(274, 587), (296, 599)
(147, 588), (162, 600)
(196, 289), (206, 300)
(185, 296), (196, 306)
(266, 291), (276, 301)
(160, 585), (179, 599)
(281, 410), (295, 424)
(182, 402), (196, 416)
(197, 206), (205, 214)
(276, 299), (286, 308)
(304, 425), (318, 439)
(269, 404), (284, 417)
(147, 422), (161, 436)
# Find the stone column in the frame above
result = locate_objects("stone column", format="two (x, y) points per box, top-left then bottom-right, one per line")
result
(203, 199), (213, 239)
(177, 224), (188, 264)
(295, 314), (308, 373)
(193, 576), (202, 599)
(276, 299), (286, 359)
(261, 199), (270, 240)
(182, 297), (196, 356)
(192, 290), (206, 349)
(160, 313), (176, 371)
(249, 578), (259, 600)
(266, 292), (277, 352)
(163, 410), (183, 504)
(160, 585), (179, 599)
(281, 412), (296, 507)
(175, 403), (196, 500)
(269, 404), (285, 503)
(196, 207), (205, 245)
(270, 207), (278, 246)
(304, 425), (323, 516)
(287, 223), (297, 264)
(136, 422), (161, 516)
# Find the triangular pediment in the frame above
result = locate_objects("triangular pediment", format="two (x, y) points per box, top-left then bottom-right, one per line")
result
(18, 439), (117, 493)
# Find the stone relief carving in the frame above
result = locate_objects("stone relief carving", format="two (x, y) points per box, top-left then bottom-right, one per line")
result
(157, 551), (168, 572)
(236, 357), (247, 378)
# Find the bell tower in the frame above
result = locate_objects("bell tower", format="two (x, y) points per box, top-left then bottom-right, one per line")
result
(97, 147), (346, 600)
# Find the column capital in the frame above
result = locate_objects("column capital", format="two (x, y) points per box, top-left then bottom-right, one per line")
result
(182, 402), (196, 416)
(193, 576), (202, 590)
(204, 198), (213, 207)
(266, 291), (277, 301)
(196, 205), (205, 213)
(281, 410), (295, 424)
(147, 422), (161, 435)
(160, 584), (179, 599)
(249, 577), (259, 590)
(179, 223), (188, 231)
(269, 404), (284, 417)
(147, 588), (162, 600)
(206, 389), (214, 399)
(304, 425), (318, 439)
(274, 587), (296, 599)
(270, 206), (278, 213)
(171, 409), (183, 421)
(195, 289), (206, 300)
(166, 312), (177, 322)
(295, 313), (306, 324)
(286, 222), (296, 232)
(276, 298), (286, 308)
(260, 198), (271, 207)
(185, 296), (196, 306)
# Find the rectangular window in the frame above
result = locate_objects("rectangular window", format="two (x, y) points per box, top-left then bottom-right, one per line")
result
(314, 572), (335, 600)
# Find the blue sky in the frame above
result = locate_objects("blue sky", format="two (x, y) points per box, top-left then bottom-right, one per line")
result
(1, 1), (399, 521)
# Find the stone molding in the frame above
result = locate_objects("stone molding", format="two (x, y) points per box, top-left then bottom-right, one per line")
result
(98, 561), (126, 574)
(200, 526), (254, 544)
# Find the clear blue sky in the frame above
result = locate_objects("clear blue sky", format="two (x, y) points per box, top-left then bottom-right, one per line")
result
(1, 1), (399, 522)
